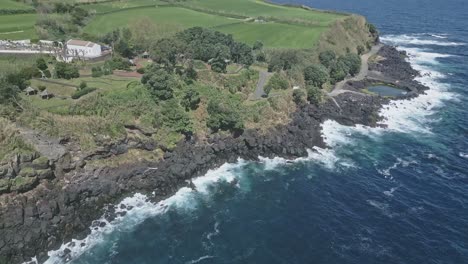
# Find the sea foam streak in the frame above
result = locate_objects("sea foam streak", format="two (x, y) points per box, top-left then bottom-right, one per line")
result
(380, 34), (464, 46)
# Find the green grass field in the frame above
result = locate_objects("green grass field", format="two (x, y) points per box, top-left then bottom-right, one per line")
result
(0, 14), (37, 40)
(81, 0), (167, 13)
(0, 0), (33, 10)
(84, 6), (237, 35)
(215, 21), (327, 49)
(83, 0), (345, 49)
(186, 0), (344, 26)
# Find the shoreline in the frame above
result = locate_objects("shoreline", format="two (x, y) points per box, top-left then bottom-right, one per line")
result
(1, 43), (427, 264)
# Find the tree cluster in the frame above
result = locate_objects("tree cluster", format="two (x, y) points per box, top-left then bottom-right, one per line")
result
(151, 27), (254, 72)
(207, 96), (244, 132)
(318, 51), (361, 84)
(55, 62), (79, 79)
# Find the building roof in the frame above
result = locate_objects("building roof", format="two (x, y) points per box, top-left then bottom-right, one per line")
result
(67, 39), (97, 48)
(25, 86), (36, 93)
(40, 90), (52, 97)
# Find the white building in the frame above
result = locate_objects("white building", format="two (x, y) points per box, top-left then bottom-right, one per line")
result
(66, 39), (101, 59)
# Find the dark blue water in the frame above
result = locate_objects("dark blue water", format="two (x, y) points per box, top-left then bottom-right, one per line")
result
(46, 1), (468, 263)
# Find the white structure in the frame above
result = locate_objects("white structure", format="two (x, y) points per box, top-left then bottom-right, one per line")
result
(66, 39), (101, 59)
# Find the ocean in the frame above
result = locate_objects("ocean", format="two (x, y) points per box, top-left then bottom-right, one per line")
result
(44, 0), (468, 263)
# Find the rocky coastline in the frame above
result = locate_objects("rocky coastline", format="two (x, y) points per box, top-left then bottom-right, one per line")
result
(0, 44), (428, 264)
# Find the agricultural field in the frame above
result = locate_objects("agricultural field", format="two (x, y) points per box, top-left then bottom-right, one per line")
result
(186, 0), (344, 26)
(0, 0), (33, 10)
(0, 13), (37, 40)
(84, 6), (237, 35)
(81, 0), (167, 13)
(215, 21), (326, 49)
(83, 0), (346, 49)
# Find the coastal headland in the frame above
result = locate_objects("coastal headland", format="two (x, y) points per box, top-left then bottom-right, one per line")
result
(0, 1), (428, 263)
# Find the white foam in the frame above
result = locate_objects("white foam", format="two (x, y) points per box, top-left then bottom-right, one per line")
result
(185, 255), (215, 264)
(459, 152), (468, 159)
(380, 34), (464, 46)
(36, 160), (246, 264)
(376, 45), (456, 134)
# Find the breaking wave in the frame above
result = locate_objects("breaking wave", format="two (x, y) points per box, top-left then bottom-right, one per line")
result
(380, 34), (464, 46)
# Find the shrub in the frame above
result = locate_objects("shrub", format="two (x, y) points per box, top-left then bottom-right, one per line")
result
(55, 62), (79, 80)
(161, 99), (193, 135)
(207, 96), (244, 132)
(306, 85), (322, 105)
(265, 73), (288, 94)
(38, 85), (47, 92)
(319, 50), (336, 68)
(142, 68), (177, 101)
(79, 81), (87, 90)
(341, 53), (361, 76)
(181, 89), (201, 110)
(304, 64), (329, 88)
(292, 89), (306, 105)
(91, 67), (103, 77)
(71, 87), (96, 99)
(357, 45), (365, 55)
(330, 60), (349, 83)
(136, 68), (145, 74)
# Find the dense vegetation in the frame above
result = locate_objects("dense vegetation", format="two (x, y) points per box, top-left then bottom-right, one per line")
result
(0, 0), (376, 164)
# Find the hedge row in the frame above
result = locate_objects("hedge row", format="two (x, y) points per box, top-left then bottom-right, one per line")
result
(71, 87), (96, 99)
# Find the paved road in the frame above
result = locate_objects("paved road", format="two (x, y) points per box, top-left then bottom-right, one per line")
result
(329, 44), (383, 97)
(252, 70), (272, 100)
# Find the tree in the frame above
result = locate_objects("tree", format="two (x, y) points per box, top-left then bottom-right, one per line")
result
(319, 50), (336, 68)
(36, 58), (48, 71)
(303, 64), (329, 88)
(114, 39), (134, 58)
(265, 73), (288, 94)
(161, 99), (193, 135)
(268, 49), (302, 72)
(142, 69), (177, 101)
(210, 57), (227, 73)
(341, 53), (361, 76)
(79, 81), (87, 90)
(181, 88), (201, 110)
(329, 59), (349, 83)
(306, 85), (322, 105)
(0, 78), (20, 105)
(207, 96), (244, 132)
(55, 62), (79, 79)
(253, 40), (263, 51)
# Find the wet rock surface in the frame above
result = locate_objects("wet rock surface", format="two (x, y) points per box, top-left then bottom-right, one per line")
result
(0, 45), (426, 264)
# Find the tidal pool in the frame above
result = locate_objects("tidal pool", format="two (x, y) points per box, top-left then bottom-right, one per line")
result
(368, 85), (407, 96)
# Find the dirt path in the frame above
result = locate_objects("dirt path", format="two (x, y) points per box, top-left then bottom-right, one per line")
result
(329, 44), (383, 97)
(252, 70), (272, 100)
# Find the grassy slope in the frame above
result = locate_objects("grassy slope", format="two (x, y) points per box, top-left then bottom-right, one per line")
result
(0, 14), (37, 40)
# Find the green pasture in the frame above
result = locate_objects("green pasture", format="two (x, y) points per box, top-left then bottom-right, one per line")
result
(185, 0), (344, 26)
(0, 0), (32, 10)
(215, 21), (326, 49)
(81, 0), (167, 13)
(0, 14), (37, 40)
(84, 6), (237, 36)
